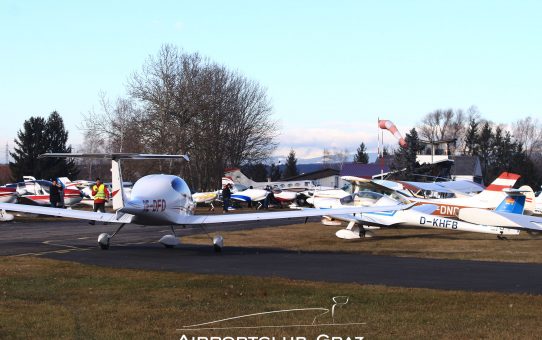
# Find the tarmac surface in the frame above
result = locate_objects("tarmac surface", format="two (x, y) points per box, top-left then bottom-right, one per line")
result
(2, 217), (542, 295)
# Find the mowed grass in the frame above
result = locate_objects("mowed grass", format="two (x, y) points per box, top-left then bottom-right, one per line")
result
(183, 221), (542, 263)
(1, 257), (542, 339)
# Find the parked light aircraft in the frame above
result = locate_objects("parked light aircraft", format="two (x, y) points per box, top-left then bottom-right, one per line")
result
(224, 168), (323, 192)
(0, 153), (408, 251)
(329, 191), (542, 240)
(4, 177), (83, 206)
(344, 172), (535, 217)
(192, 192), (218, 211)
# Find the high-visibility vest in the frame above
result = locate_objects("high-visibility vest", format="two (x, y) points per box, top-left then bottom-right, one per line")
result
(93, 184), (106, 200)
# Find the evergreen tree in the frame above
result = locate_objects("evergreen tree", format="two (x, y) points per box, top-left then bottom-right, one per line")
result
(43, 111), (79, 179)
(478, 122), (493, 182)
(391, 128), (423, 180)
(269, 163), (281, 181)
(382, 146), (391, 157)
(283, 149), (299, 178)
(353, 142), (369, 163)
(10, 112), (79, 181)
(10, 117), (49, 180)
(463, 117), (479, 155)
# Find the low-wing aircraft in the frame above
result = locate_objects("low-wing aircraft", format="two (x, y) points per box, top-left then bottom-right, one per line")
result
(4, 178), (83, 206)
(192, 191), (218, 211)
(224, 168), (326, 192)
(0, 153), (408, 251)
(330, 191), (541, 240)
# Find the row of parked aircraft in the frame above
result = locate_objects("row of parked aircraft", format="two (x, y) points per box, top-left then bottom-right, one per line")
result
(1, 153), (541, 252)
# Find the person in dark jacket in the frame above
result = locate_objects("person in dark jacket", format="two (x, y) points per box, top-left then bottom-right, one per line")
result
(222, 184), (232, 213)
(49, 179), (62, 208)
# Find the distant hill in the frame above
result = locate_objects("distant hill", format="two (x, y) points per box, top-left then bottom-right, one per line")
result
(269, 152), (379, 165)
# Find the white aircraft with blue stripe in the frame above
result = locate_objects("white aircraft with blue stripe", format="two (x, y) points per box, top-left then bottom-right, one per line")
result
(328, 191), (542, 240)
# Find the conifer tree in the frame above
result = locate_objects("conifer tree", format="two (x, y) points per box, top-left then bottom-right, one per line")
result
(353, 142), (369, 163)
(10, 112), (79, 181)
(283, 149), (299, 178)
(269, 163), (281, 181)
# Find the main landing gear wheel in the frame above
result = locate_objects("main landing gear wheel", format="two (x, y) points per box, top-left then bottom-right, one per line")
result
(97, 223), (126, 250)
(98, 233), (111, 250)
(213, 235), (224, 253)
(159, 226), (181, 248)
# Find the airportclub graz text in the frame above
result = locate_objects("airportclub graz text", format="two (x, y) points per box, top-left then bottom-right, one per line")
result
(142, 199), (166, 212)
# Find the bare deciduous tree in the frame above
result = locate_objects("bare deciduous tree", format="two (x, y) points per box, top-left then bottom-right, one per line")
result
(417, 108), (468, 153)
(80, 45), (277, 190)
(512, 117), (542, 158)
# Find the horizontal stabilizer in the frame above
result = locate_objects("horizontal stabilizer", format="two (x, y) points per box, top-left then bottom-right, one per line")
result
(459, 208), (542, 232)
(39, 153), (189, 161)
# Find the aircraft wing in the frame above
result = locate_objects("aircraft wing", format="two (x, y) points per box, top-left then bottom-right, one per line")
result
(0, 203), (134, 224)
(175, 204), (411, 225)
(458, 208), (542, 232)
(401, 181), (484, 194)
(323, 203), (435, 227)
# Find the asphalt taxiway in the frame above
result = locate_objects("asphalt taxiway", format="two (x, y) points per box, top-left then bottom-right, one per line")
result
(2, 218), (542, 294)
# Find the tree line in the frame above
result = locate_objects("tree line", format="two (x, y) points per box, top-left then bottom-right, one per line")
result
(388, 108), (542, 187)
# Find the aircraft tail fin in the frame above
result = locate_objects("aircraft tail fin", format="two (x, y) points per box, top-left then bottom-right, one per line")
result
(495, 194), (526, 214)
(473, 172), (520, 204)
(520, 185), (536, 215)
(485, 172), (520, 192)
(224, 168), (257, 188)
(111, 159), (125, 210)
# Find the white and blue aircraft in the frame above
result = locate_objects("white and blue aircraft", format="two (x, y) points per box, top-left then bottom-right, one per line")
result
(0, 153), (410, 251)
(328, 190), (542, 240)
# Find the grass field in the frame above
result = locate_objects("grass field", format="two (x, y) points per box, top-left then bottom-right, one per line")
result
(183, 221), (542, 263)
(1, 256), (542, 339)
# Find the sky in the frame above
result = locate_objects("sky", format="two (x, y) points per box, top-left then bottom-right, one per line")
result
(1, 0), (541, 162)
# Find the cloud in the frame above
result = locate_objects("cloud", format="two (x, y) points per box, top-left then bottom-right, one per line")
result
(273, 120), (410, 158)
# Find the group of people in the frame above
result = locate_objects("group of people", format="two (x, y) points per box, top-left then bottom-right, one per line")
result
(49, 177), (109, 215)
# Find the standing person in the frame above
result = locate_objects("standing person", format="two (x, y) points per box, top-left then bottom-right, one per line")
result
(222, 184), (231, 213)
(49, 179), (62, 208)
(57, 177), (65, 208)
(89, 177), (109, 225)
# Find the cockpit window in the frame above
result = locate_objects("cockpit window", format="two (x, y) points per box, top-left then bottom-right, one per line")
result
(171, 178), (186, 193)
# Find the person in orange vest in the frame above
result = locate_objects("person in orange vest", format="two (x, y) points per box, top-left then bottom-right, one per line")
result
(88, 177), (109, 225)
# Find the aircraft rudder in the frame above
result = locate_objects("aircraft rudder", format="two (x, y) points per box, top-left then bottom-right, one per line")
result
(485, 172), (521, 192)
(495, 194), (526, 214)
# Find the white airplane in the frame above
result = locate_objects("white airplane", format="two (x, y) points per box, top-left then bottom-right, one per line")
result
(0, 153), (408, 251)
(192, 191), (218, 211)
(224, 168), (323, 192)
(306, 188), (351, 208)
(343, 172), (536, 217)
(329, 191), (542, 240)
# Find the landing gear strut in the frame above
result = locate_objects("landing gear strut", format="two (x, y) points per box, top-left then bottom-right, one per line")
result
(159, 225), (181, 248)
(97, 223), (126, 250)
(199, 224), (224, 252)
